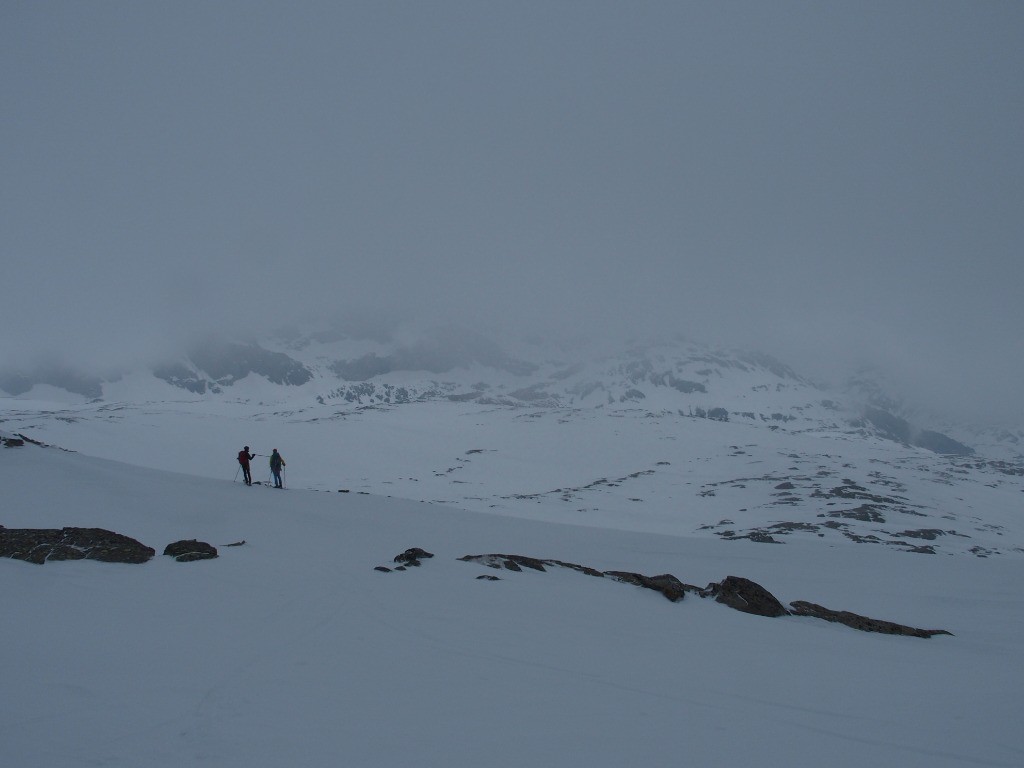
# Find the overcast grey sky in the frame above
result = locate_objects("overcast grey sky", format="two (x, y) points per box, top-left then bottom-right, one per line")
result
(2, 2), (1023, 421)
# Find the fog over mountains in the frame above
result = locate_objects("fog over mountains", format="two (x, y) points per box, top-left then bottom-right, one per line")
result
(4, 2), (1024, 428)
(1, 321), (1018, 450)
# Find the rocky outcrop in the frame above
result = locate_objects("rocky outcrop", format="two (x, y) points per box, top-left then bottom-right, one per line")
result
(163, 539), (218, 562)
(395, 547), (434, 565)
(438, 550), (951, 638)
(155, 341), (313, 393)
(0, 526), (155, 564)
(862, 407), (973, 456)
(459, 553), (605, 579)
(604, 571), (696, 602)
(789, 601), (953, 638)
(0, 366), (104, 399)
(1, 528), (231, 566)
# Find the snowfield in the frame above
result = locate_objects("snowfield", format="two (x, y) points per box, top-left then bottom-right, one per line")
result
(3, 441), (1024, 767)
(3, 336), (1024, 766)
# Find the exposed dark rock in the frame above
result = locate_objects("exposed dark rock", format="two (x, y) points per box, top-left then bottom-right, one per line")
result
(330, 333), (536, 381)
(509, 384), (557, 403)
(446, 550), (950, 638)
(914, 430), (974, 456)
(814, 484), (902, 505)
(821, 504), (887, 523)
(862, 407), (973, 456)
(163, 539), (218, 562)
(900, 544), (937, 554)
(737, 351), (800, 380)
(14, 433), (48, 447)
(374, 566), (392, 573)
(544, 559), (605, 578)
(459, 553), (548, 572)
(863, 407), (912, 444)
(394, 547), (434, 566)
(667, 377), (706, 394)
(789, 601), (952, 638)
(0, 366), (104, 399)
(768, 522), (820, 533)
(604, 571), (697, 602)
(707, 407), (729, 422)
(154, 341), (313, 392)
(191, 341), (311, 387)
(152, 362), (210, 394)
(712, 520), (826, 544)
(447, 391), (481, 403)
(894, 529), (947, 541)
(2, 437), (26, 447)
(700, 576), (789, 617)
(330, 353), (393, 381)
(0, 527), (155, 565)
(476, 574), (501, 581)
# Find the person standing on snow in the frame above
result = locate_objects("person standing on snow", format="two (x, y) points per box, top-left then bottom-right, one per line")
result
(269, 448), (286, 488)
(237, 446), (255, 485)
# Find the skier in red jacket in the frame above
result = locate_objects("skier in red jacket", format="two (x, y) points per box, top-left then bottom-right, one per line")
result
(237, 446), (255, 485)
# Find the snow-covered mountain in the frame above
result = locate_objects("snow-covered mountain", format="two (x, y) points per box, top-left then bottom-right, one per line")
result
(2, 327), (1022, 559)
(3, 325), (1024, 765)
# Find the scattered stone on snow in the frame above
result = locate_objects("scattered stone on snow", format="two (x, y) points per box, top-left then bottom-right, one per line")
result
(163, 539), (218, 562)
(375, 547), (435, 572)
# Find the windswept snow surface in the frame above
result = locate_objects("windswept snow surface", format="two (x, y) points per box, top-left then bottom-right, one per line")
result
(3, 442), (1023, 767)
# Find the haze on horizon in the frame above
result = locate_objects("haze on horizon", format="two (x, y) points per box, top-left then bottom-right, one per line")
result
(3, 2), (1023, 424)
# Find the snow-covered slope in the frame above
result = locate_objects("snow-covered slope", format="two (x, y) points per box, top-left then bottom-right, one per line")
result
(2, 331), (1021, 558)
(3, 441), (1023, 767)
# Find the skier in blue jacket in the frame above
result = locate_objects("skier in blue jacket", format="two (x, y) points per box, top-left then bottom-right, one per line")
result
(269, 449), (286, 488)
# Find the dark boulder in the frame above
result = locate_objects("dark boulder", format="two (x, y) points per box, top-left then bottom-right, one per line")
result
(163, 539), (218, 562)
(0, 527), (155, 565)
(701, 576), (789, 617)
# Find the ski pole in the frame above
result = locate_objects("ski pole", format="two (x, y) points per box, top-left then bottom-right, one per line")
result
(234, 465), (241, 482)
